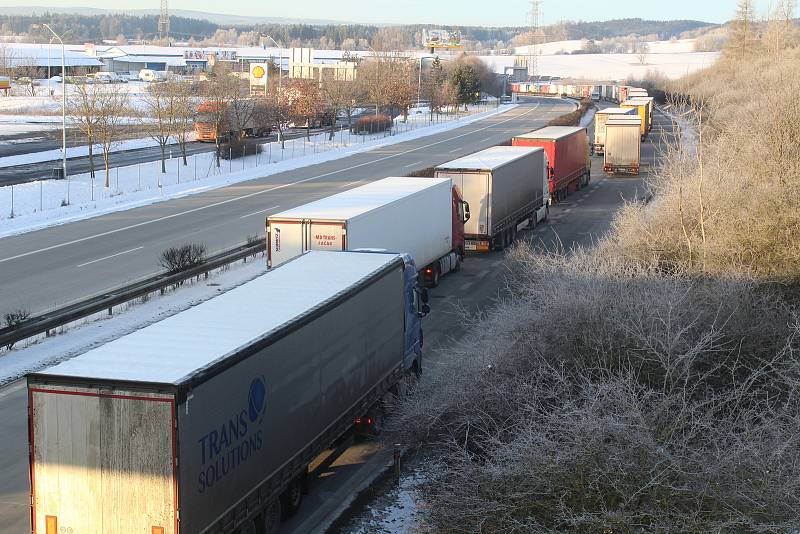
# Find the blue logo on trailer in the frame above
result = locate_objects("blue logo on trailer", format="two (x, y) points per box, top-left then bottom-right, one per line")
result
(197, 376), (267, 493)
(248, 377), (266, 422)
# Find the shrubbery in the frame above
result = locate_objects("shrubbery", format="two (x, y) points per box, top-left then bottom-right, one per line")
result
(388, 35), (800, 534)
(352, 114), (393, 134)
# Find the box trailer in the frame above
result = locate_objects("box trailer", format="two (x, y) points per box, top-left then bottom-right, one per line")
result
(604, 117), (642, 175)
(621, 99), (650, 139)
(592, 107), (637, 155)
(434, 146), (547, 253)
(27, 250), (426, 534)
(266, 177), (469, 286)
(512, 126), (590, 202)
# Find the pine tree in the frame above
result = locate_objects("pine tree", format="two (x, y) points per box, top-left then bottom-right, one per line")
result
(729, 0), (756, 57)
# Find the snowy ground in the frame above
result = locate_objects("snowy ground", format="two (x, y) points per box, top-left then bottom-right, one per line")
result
(480, 50), (718, 81)
(338, 469), (426, 534)
(0, 102), (510, 238)
(0, 254), (267, 386)
(513, 38), (702, 57)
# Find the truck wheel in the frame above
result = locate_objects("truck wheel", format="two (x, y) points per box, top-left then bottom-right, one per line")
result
(261, 499), (282, 534)
(281, 475), (304, 518)
(238, 519), (258, 534)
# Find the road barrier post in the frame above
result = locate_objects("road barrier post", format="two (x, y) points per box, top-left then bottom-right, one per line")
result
(194, 154), (197, 181)
(40, 180), (43, 212)
(10, 184), (13, 218)
(138, 164), (141, 191)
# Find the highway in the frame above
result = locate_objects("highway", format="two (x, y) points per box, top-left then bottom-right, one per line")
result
(0, 98), (574, 319)
(0, 129), (326, 186)
(0, 102), (676, 534)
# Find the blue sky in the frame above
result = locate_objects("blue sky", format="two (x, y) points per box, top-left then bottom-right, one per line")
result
(6, 0), (779, 26)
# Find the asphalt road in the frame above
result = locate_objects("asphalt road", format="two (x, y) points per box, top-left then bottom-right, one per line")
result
(0, 129), (327, 186)
(0, 103), (676, 534)
(0, 98), (574, 319)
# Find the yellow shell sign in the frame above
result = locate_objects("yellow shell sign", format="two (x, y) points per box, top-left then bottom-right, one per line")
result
(252, 65), (266, 79)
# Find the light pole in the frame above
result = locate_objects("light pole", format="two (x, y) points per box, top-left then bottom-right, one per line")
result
(262, 34), (283, 144)
(42, 24), (68, 204)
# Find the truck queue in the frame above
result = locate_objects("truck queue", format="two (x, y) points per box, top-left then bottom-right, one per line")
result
(27, 84), (652, 534)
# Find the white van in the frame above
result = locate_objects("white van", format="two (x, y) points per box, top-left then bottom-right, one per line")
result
(93, 71), (122, 83)
(139, 69), (167, 82)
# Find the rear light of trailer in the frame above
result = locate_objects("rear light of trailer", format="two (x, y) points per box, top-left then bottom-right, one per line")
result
(46, 516), (57, 534)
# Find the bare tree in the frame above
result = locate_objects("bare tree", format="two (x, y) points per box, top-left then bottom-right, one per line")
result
(95, 85), (129, 187)
(635, 40), (650, 65)
(68, 82), (102, 179)
(321, 74), (356, 139)
(765, 0), (798, 55)
(357, 56), (390, 116)
(265, 82), (292, 149)
(201, 70), (241, 167)
(730, 0), (757, 57)
(169, 80), (197, 166)
(288, 78), (323, 141)
(141, 82), (175, 173)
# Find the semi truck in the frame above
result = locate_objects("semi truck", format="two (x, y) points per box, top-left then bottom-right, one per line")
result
(621, 99), (651, 139)
(27, 250), (427, 534)
(512, 126), (590, 202)
(194, 100), (271, 143)
(434, 146), (548, 253)
(592, 107), (637, 155)
(604, 116), (642, 175)
(266, 177), (470, 287)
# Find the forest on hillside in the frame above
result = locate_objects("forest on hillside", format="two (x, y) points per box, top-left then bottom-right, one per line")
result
(0, 12), (714, 50)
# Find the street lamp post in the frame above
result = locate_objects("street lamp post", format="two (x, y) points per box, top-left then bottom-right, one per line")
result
(367, 46), (380, 116)
(42, 24), (68, 204)
(262, 34), (283, 144)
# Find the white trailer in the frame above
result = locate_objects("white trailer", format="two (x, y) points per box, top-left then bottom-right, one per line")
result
(592, 107), (636, 155)
(267, 177), (465, 286)
(604, 116), (642, 175)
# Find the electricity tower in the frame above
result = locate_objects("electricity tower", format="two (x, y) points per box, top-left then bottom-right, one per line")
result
(528, 0), (542, 80)
(158, 0), (170, 42)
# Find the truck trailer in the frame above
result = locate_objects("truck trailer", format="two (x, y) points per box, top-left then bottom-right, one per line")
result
(434, 146), (547, 253)
(603, 116), (642, 175)
(266, 177), (469, 286)
(512, 126), (590, 202)
(621, 99), (650, 139)
(194, 100), (271, 143)
(27, 250), (427, 534)
(592, 107), (637, 155)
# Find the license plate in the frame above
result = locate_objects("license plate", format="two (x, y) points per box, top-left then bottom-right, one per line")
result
(465, 242), (477, 251)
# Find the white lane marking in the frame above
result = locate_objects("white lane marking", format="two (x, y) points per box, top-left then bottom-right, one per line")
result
(403, 160), (424, 168)
(0, 105), (542, 265)
(77, 246), (144, 268)
(339, 179), (363, 188)
(449, 147), (461, 153)
(238, 205), (281, 219)
(480, 136), (493, 142)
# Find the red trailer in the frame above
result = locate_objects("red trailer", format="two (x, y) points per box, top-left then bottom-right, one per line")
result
(512, 126), (590, 202)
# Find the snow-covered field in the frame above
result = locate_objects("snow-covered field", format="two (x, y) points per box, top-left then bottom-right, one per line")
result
(513, 38), (702, 57)
(482, 46), (718, 81)
(0, 102), (511, 238)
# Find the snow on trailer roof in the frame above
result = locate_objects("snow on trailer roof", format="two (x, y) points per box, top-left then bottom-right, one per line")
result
(435, 146), (542, 171)
(606, 117), (642, 125)
(35, 251), (402, 386)
(513, 126), (586, 141)
(271, 177), (449, 221)
(596, 108), (636, 115)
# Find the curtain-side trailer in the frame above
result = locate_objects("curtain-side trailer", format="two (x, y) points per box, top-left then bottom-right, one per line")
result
(434, 146), (548, 253)
(621, 99), (650, 139)
(27, 251), (427, 534)
(266, 177), (469, 287)
(512, 126), (590, 202)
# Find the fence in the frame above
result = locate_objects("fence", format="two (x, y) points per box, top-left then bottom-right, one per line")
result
(1, 101), (499, 220)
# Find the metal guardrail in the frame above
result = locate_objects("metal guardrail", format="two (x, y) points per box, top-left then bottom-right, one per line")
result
(0, 241), (266, 349)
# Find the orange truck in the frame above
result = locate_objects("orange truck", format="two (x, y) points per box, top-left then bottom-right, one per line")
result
(194, 100), (270, 142)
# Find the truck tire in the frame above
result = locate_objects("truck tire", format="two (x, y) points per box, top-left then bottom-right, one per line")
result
(262, 499), (282, 534)
(281, 475), (304, 518)
(238, 519), (258, 534)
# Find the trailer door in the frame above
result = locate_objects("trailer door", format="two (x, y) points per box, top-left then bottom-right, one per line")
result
(307, 221), (347, 251)
(268, 219), (306, 268)
(29, 385), (177, 534)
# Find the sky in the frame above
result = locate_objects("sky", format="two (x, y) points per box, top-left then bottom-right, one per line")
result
(2, 0), (781, 26)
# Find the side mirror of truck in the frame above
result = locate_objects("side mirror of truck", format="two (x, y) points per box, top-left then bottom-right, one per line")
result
(461, 201), (471, 223)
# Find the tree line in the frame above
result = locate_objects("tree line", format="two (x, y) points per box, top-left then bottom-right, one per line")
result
(0, 13), (714, 50)
(62, 52), (497, 185)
